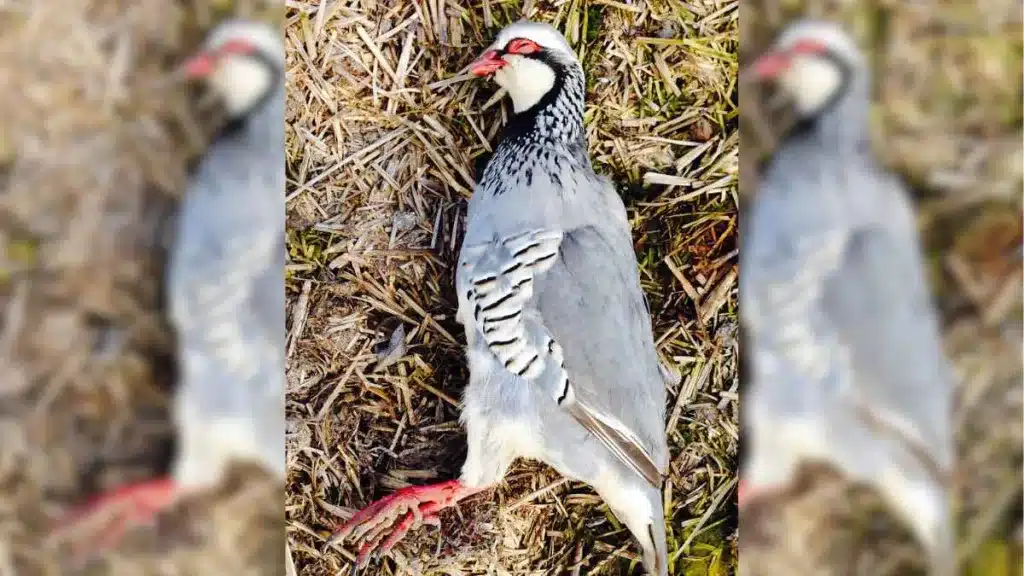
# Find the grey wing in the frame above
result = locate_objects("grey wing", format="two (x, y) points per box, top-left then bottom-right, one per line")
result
(535, 225), (669, 484)
(248, 237), (287, 386)
(821, 227), (953, 473)
(739, 179), (855, 468)
(460, 229), (566, 379)
(168, 144), (285, 405)
(243, 245), (286, 476)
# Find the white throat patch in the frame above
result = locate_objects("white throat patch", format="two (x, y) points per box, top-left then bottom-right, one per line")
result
(493, 54), (557, 113)
(780, 54), (843, 116)
(210, 56), (273, 117)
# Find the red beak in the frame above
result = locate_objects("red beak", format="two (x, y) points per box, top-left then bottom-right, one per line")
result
(469, 50), (506, 77)
(750, 51), (791, 80)
(181, 52), (217, 79)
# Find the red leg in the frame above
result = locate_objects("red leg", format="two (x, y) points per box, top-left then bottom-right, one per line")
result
(50, 477), (179, 565)
(327, 479), (483, 567)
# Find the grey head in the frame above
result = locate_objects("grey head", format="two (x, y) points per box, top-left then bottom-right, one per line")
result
(182, 19), (284, 119)
(751, 20), (869, 123)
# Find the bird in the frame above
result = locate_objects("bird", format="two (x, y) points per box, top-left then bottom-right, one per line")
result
(50, 19), (286, 562)
(327, 20), (672, 576)
(738, 20), (955, 576)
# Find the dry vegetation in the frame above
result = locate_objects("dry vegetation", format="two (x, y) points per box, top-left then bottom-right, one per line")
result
(0, 1), (283, 574)
(284, 0), (738, 574)
(739, 1), (1023, 575)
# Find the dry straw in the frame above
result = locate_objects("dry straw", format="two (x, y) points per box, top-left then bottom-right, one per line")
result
(284, 0), (739, 574)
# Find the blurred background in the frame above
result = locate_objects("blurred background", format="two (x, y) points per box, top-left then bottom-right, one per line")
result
(0, 1), (282, 574)
(284, 0), (738, 574)
(739, 1), (1022, 575)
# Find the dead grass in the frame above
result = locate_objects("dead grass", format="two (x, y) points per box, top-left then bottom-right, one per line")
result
(739, 1), (1023, 575)
(0, 1), (283, 574)
(283, 0), (738, 574)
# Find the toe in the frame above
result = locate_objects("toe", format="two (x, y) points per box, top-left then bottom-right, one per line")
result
(355, 539), (378, 567)
(333, 494), (398, 540)
(353, 510), (413, 567)
(348, 500), (410, 542)
(350, 509), (438, 566)
(378, 512), (418, 553)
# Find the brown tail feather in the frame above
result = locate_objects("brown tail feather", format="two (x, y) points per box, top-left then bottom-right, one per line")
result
(564, 400), (663, 487)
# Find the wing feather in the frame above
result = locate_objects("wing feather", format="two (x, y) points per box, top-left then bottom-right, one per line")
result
(821, 227), (953, 474)
(462, 224), (668, 485)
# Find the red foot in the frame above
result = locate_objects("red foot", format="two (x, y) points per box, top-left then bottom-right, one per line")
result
(326, 479), (479, 567)
(738, 479), (747, 507)
(50, 477), (179, 565)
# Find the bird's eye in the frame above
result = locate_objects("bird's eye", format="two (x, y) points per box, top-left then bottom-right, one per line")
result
(506, 38), (541, 55)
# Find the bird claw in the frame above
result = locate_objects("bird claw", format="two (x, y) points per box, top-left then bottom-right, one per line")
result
(352, 509), (441, 567)
(48, 478), (178, 566)
(328, 480), (463, 567)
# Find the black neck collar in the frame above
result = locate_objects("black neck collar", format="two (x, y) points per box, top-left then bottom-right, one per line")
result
(496, 50), (583, 145)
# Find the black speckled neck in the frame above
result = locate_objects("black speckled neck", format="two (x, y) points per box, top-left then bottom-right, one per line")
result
(479, 51), (588, 197)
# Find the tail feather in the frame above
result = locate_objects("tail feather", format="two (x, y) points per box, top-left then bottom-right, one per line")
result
(602, 478), (668, 576)
(643, 496), (669, 576)
(564, 400), (663, 487)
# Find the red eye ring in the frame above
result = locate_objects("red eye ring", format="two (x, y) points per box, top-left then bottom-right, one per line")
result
(506, 37), (541, 55)
(789, 38), (827, 56)
(218, 38), (256, 56)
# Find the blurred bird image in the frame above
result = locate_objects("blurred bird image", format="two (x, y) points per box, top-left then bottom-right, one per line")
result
(50, 19), (285, 564)
(739, 20), (955, 576)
